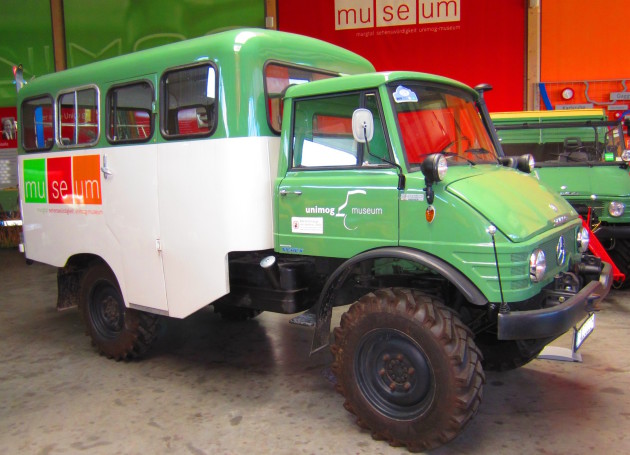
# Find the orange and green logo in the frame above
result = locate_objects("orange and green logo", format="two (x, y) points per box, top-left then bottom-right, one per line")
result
(23, 155), (102, 205)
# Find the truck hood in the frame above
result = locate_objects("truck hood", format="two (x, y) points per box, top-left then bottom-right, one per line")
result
(445, 166), (576, 242)
(535, 165), (630, 198)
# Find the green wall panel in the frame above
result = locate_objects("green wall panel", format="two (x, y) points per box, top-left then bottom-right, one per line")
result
(0, 0), (54, 108)
(0, 0), (265, 107)
(63, 0), (265, 67)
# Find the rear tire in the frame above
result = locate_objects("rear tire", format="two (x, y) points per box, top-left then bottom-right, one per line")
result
(605, 237), (630, 287)
(475, 335), (547, 371)
(331, 288), (484, 452)
(79, 264), (160, 360)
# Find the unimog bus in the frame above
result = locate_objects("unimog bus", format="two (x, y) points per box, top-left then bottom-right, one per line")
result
(15, 29), (612, 451)
(492, 109), (630, 286)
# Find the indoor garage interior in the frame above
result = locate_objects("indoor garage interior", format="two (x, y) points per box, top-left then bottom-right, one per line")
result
(1, 1), (630, 454)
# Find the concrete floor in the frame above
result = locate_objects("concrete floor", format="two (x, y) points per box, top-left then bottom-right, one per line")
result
(1, 247), (629, 455)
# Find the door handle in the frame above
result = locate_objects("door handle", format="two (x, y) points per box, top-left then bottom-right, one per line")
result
(279, 189), (302, 196)
(101, 155), (113, 179)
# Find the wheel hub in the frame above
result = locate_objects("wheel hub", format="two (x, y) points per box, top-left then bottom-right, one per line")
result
(90, 284), (125, 338)
(356, 329), (434, 420)
(381, 354), (415, 391)
(102, 295), (122, 331)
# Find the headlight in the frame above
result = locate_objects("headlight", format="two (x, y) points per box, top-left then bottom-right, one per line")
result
(609, 201), (625, 217)
(621, 149), (630, 162)
(517, 154), (535, 173)
(421, 154), (448, 183)
(577, 226), (590, 253)
(529, 249), (546, 282)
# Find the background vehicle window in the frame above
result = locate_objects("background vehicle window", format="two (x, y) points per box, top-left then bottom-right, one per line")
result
(107, 82), (153, 143)
(58, 88), (98, 146)
(162, 65), (216, 138)
(265, 63), (336, 134)
(21, 96), (54, 152)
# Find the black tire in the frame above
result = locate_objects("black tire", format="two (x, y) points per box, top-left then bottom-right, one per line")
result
(213, 296), (262, 321)
(79, 263), (160, 360)
(474, 334), (547, 372)
(331, 288), (485, 452)
(604, 237), (630, 288)
(214, 304), (262, 321)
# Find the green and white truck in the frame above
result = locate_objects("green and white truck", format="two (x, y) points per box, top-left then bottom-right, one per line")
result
(15, 29), (612, 451)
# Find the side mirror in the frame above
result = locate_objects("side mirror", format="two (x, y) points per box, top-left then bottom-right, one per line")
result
(474, 83), (493, 99)
(352, 108), (374, 143)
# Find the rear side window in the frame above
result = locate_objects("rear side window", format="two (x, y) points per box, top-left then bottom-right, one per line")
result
(265, 63), (337, 134)
(107, 81), (154, 143)
(58, 87), (99, 147)
(161, 65), (217, 139)
(21, 95), (54, 152)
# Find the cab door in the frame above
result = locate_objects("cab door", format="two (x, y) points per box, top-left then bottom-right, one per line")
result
(277, 91), (399, 259)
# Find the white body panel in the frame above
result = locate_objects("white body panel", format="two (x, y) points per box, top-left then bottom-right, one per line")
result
(19, 136), (279, 319)
(157, 136), (279, 317)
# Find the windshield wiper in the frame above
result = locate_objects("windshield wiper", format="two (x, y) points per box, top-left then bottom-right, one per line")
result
(465, 148), (492, 155)
(440, 151), (475, 166)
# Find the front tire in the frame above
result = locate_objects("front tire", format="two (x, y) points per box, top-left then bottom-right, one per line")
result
(331, 288), (484, 452)
(79, 264), (160, 360)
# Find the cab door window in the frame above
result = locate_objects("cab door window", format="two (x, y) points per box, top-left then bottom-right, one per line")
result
(291, 91), (390, 168)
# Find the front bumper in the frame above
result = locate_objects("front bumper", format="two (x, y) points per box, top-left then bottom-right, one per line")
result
(497, 260), (612, 340)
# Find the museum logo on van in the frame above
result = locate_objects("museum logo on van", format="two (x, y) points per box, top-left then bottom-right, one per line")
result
(335, 0), (460, 30)
(23, 155), (102, 205)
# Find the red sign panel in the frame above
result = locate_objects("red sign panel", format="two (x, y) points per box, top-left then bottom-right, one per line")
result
(278, 0), (525, 112)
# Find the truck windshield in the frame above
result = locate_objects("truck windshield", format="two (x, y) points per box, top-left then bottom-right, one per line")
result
(389, 83), (498, 168)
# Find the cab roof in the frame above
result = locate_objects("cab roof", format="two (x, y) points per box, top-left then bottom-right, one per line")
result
(284, 71), (478, 100)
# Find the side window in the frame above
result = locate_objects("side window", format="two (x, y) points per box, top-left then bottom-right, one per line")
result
(57, 87), (99, 147)
(162, 65), (216, 139)
(107, 81), (154, 143)
(265, 63), (336, 134)
(21, 96), (54, 152)
(291, 92), (389, 168)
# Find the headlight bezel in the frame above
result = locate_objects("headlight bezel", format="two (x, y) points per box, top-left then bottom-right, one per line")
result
(529, 248), (546, 282)
(577, 226), (590, 253)
(608, 201), (625, 217)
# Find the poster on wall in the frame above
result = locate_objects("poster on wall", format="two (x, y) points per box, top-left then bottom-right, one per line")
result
(278, 0), (526, 112)
(0, 107), (17, 150)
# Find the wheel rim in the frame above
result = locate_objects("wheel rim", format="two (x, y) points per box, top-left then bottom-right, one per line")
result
(355, 328), (434, 420)
(89, 282), (124, 339)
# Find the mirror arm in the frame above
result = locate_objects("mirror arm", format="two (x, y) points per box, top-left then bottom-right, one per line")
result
(363, 125), (405, 191)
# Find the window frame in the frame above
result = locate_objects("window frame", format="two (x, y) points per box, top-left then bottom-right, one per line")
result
(263, 60), (339, 135)
(160, 62), (218, 140)
(106, 80), (155, 145)
(20, 94), (55, 153)
(387, 81), (498, 170)
(288, 90), (393, 171)
(56, 84), (100, 149)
